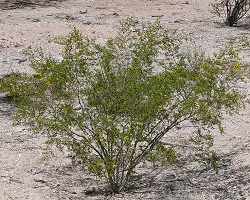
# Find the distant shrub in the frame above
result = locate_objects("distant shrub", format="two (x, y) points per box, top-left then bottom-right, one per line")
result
(212, 0), (250, 26)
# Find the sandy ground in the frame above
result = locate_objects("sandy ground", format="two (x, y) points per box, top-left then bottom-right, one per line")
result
(0, 0), (250, 199)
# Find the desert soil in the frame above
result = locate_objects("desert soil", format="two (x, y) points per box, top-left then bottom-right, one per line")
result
(0, 0), (249, 199)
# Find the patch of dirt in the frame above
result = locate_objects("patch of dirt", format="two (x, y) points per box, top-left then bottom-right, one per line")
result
(0, 0), (249, 199)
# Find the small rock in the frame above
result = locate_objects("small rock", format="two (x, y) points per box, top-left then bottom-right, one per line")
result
(3, 176), (11, 183)
(32, 18), (40, 22)
(68, 190), (77, 194)
(85, 187), (96, 195)
(79, 10), (87, 14)
(151, 14), (164, 18)
(159, 173), (176, 181)
(174, 19), (183, 23)
(63, 150), (72, 158)
(34, 179), (46, 184)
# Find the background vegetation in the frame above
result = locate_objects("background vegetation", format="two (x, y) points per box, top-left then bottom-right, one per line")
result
(212, 0), (250, 26)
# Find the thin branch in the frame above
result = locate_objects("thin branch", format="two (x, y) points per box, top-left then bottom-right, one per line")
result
(159, 141), (196, 149)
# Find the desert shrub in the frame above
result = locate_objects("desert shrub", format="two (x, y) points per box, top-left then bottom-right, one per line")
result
(2, 18), (249, 193)
(212, 0), (250, 26)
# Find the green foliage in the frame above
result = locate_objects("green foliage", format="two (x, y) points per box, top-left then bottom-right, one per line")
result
(2, 18), (249, 193)
(212, 0), (250, 26)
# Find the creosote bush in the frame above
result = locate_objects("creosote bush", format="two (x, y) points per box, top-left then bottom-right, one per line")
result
(3, 18), (249, 193)
(212, 0), (250, 26)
